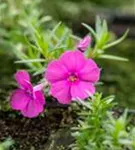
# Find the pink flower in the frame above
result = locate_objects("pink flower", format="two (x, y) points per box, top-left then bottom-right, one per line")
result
(10, 70), (45, 118)
(45, 50), (100, 104)
(77, 35), (91, 52)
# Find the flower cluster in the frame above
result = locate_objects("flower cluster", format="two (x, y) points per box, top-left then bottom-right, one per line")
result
(10, 36), (100, 118)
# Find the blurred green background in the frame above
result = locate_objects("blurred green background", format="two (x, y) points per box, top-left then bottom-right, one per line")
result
(0, 0), (135, 110)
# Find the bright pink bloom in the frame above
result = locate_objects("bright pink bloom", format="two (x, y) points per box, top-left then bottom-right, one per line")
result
(77, 35), (91, 52)
(10, 70), (45, 118)
(45, 50), (100, 104)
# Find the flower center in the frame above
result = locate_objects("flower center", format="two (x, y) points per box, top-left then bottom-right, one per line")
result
(26, 90), (33, 98)
(68, 74), (78, 82)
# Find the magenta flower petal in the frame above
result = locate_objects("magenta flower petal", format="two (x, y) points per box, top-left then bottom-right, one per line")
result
(71, 81), (95, 99)
(21, 98), (44, 118)
(11, 89), (30, 110)
(77, 36), (91, 52)
(45, 50), (100, 103)
(15, 70), (30, 82)
(45, 60), (68, 83)
(34, 90), (45, 105)
(59, 51), (86, 72)
(23, 80), (33, 92)
(15, 70), (33, 91)
(79, 59), (100, 82)
(50, 80), (71, 104)
(10, 70), (46, 118)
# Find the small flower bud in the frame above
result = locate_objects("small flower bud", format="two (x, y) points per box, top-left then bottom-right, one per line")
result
(77, 35), (91, 52)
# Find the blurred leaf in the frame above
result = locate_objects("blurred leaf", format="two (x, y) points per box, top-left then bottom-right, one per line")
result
(0, 138), (14, 150)
(39, 15), (52, 24)
(82, 23), (97, 39)
(54, 27), (69, 49)
(95, 16), (102, 39)
(70, 35), (81, 41)
(15, 58), (46, 63)
(99, 54), (128, 61)
(103, 29), (129, 50)
(49, 21), (62, 41)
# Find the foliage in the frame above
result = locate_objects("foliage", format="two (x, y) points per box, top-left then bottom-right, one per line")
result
(0, 0), (51, 53)
(0, 0), (131, 111)
(0, 138), (14, 150)
(83, 16), (129, 61)
(7, 16), (128, 76)
(0, 1), (129, 75)
(14, 22), (75, 74)
(98, 40), (135, 108)
(71, 93), (135, 150)
(0, 1), (135, 149)
(0, 0), (49, 110)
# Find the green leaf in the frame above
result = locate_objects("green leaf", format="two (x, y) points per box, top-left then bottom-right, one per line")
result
(95, 16), (102, 36)
(15, 59), (46, 63)
(82, 23), (97, 39)
(33, 68), (45, 76)
(103, 95), (115, 104)
(1, 138), (14, 149)
(103, 29), (129, 50)
(32, 27), (48, 58)
(99, 54), (128, 61)
(70, 35), (81, 41)
(49, 21), (62, 41)
(50, 45), (67, 51)
(54, 28), (69, 49)
(96, 32), (110, 49)
(39, 15), (52, 24)
(103, 20), (108, 34)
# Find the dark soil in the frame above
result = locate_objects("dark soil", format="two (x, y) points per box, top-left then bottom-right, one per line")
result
(0, 107), (69, 150)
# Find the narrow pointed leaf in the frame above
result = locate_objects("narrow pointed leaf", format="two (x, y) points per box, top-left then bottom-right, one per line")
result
(103, 29), (129, 49)
(96, 16), (102, 35)
(70, 35), (81, 41)
(82, 23), (97, 39)
(49, 22), (62, 40)
(15, 59), (46, 63)
(99, 54), (128, 61)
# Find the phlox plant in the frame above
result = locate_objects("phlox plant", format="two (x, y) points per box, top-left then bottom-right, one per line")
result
(71, 94), (135, 150)
(12, 16), (128, 75)
(10, 37), (99, 117)
(0, 0), (52, 57)
(9, 16), (135, 150)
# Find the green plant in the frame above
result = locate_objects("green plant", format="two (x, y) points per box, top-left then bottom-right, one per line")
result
(11, 17), (129, 76)
(14, 22), (75, 74)
(71, 93), (135, 150)
(83, 17), (129, 61)
(0, 0), (51, 53)
(1, 1), (134, 148)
